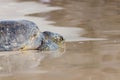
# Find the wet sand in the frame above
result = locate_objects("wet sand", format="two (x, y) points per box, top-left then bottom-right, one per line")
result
(0, 0), (120, 80)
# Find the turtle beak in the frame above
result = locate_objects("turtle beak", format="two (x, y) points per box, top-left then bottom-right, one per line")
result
(60, 36), (64, 42)
(55, 35), (65, 49)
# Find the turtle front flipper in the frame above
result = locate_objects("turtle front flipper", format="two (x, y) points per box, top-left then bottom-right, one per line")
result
(38, 40), (59, 51)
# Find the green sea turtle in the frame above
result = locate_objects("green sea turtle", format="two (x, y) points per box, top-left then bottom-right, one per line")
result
(0, 20), (64, 51)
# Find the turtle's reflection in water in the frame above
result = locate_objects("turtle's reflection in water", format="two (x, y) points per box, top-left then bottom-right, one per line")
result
(0, 49), (65, 74)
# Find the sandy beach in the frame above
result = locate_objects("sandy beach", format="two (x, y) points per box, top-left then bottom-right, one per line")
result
(0, 0), (120, 80)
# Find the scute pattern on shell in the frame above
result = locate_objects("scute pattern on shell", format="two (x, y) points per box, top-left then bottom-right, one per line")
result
(0, 20), (40, 51)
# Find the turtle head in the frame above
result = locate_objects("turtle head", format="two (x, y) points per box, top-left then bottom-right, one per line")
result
(43, 31), (64, 45)
(38, 31), (65, 51)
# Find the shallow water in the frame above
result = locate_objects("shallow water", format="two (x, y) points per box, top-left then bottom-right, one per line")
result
(0, 0), (120, 80)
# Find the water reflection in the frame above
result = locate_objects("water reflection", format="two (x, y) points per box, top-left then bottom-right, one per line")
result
(0, 0), (120, 80)
(0, 50), (43, 74)
(0, 49), (64, 74)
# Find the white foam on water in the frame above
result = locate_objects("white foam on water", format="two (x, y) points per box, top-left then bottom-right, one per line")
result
(0, 1), (107, 42)
(22, 17), (107, 42)
(0, 1), (62, 17)
(0, 16), (107, 42)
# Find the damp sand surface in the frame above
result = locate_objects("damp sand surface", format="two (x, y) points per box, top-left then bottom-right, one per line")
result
(0, 0), (120, 80)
